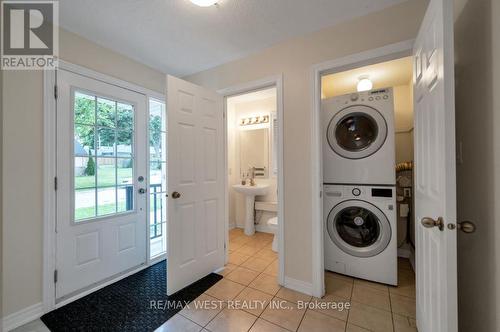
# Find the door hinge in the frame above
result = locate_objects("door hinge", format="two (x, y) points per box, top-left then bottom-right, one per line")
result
(54, 177), (58, 190)
(54, 269), (58, 283)
(54, 85), (58, 99)
(224, 242), (226, 250)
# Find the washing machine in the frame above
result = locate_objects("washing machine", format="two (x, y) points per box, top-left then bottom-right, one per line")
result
(322, 88), (395, 185)
(324, 184), (397, 285)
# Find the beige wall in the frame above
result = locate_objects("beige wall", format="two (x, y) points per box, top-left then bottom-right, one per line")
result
(454, 0), (499, 330)
(2, 28), (165, 316)
(186, 0), (427, 284)
(394, 84), (414, 164)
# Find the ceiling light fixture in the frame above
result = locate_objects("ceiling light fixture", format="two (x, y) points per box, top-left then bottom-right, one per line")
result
(190, 0), (217, 7)
(357, 75), (373, 92)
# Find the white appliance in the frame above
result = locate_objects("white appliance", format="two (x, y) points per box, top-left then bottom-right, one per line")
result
(324, 184), (397, 285)
(322, 88), (395, 185)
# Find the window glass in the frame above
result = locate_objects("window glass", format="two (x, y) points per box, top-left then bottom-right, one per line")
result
(73, 90), (135, 222)
(149, 98), (167, 257)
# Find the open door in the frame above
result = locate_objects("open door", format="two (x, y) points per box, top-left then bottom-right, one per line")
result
(166, 75), (225, 295)
(413, 0), (457, 331)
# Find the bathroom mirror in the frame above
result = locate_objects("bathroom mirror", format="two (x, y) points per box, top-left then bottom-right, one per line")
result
(239, 128), (269, 178)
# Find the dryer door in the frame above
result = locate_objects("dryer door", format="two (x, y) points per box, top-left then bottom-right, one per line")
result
(326, 105), (387, 159)
(327, 200), (391, 257)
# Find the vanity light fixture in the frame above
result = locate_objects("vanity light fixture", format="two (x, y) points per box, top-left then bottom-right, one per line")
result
(190, 0), (217, 7)
(239, 115), (269, 127)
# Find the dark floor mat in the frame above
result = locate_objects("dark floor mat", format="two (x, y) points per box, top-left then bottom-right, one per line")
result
(41, 261), (222, 331)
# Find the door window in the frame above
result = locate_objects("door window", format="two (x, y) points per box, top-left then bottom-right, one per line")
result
(73, 91), (135, 221)
(335, 206), (380, 247)
(326, 200), (391, 257)
(326, 105), (387, 160)
(334, 113), (378, 152)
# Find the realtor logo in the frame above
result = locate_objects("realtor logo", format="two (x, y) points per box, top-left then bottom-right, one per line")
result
(1, 0), (58, 69)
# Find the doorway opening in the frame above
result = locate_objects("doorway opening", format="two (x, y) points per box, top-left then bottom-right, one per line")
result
(220, 79), (285, 287)
(315, 51), (417, 329)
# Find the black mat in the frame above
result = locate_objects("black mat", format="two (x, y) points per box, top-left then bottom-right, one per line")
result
(41, 261), (222, 331)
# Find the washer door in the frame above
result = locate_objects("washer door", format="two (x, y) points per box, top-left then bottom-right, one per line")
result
(327, 105), (387, 159)
(326, 200), (391, 257)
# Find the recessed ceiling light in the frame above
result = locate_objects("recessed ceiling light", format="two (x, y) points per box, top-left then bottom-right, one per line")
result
(357, 75), (373, 92)
(190, 0), (217, 7)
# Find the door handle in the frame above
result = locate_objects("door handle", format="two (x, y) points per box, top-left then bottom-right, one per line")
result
(421, 217), (444, 231)
(447, 221), (476, 233)
(138, 188), (146, 194)
(172, 191), (181, 199)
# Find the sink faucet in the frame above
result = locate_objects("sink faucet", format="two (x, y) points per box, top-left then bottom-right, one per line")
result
(248, 167), (255, 186)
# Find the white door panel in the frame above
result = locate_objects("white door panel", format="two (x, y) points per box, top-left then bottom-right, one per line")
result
(167, 75), (224, 295)
(413, 0), (457, 331)
(56, 69), (148, 299)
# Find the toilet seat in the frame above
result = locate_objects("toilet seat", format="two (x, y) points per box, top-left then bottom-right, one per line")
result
(267, 217), (278, 252)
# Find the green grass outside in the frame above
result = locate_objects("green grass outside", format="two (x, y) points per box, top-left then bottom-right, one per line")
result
(76, 165), (132, 189)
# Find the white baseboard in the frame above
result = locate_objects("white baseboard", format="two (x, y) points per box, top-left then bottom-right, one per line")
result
(283, 277), (313, 296)
(3, 302), (44, 331)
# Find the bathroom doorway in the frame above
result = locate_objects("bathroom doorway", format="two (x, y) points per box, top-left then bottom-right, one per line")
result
(219, 77), (284, 286)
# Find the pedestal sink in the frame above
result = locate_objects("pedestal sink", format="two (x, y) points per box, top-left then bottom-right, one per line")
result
(232, 184), (270, 236)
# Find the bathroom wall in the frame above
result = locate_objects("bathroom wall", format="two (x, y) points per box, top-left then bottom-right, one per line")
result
(228, 95), (277, 229)
(186, 0), (427, 285)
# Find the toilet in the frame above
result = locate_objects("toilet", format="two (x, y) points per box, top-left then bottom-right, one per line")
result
(267, 217), (278, 252)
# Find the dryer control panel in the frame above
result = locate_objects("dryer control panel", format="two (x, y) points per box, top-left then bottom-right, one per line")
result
(324, 185), (394, 202)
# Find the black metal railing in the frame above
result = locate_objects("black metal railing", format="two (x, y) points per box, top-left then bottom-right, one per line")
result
(149, 183), (164, 240)
(124, 183), (165, 240)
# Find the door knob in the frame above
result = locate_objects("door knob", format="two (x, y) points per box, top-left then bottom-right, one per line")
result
(138, 188), (146, 194)
(447, 221), (476, 233)
(172, 191), (181, 199)
(421, 217), (444, 231)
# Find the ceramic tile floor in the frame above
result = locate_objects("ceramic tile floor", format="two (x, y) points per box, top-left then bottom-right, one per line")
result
(13, 229), (416, 332)
(157, 228), (417, 332)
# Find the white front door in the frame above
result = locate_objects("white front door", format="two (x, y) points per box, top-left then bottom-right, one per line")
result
(56, 69), (148, 300)
(166, 75), (224, 295)
(413, 0), (457, 331)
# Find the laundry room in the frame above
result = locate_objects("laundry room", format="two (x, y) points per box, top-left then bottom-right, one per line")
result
(320, 55), (416, 317)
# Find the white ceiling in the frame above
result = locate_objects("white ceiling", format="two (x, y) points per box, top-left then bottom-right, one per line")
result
(59, 0), (407, 76)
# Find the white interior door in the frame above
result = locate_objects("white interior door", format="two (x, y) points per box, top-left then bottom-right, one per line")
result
(56, 69), (148, 300)
(413, 0), (457, 331)
(166, 75), (224, 295)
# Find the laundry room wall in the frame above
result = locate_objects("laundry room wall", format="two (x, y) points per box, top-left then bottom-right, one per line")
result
(185, 0), (427, 286)
(394, 84), (414, 164)
(454, 0), (500, 330)
(2, 28), (165, 318)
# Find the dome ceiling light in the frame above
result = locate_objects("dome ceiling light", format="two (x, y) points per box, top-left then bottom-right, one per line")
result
(357, 75), (373, 92)
(190, 0), (217, 7)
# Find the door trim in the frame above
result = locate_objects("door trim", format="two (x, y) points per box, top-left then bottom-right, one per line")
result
(310, 39), (414, 298)
(43, 60), (165, 312)
(217, 75), (285, 286)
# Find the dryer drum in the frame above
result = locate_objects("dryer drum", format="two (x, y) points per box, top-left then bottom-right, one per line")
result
(327, 200), (392, 258)
(326, 105), (388, 160)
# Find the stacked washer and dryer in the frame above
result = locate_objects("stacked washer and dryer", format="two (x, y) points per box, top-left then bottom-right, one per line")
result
(322, 88), (397, 285)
